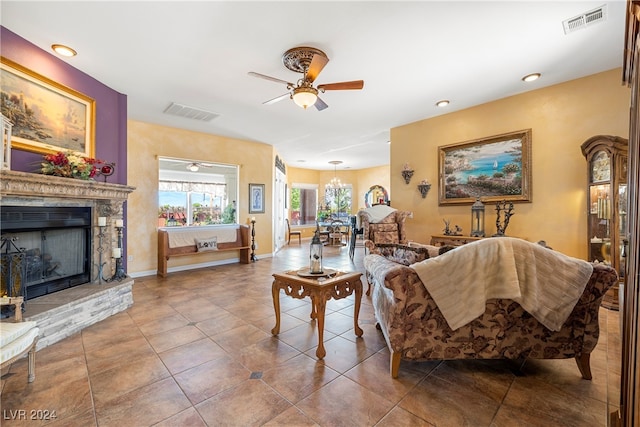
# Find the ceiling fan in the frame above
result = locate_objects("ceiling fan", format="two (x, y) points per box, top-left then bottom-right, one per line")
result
(248, 46), (364, 111)
(186, 162), (215, 172)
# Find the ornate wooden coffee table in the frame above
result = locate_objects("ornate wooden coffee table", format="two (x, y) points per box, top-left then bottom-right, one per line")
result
(271, 269), (363, 359)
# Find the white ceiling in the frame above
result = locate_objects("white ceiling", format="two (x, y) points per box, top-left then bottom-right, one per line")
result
(0, 1), (626, 171)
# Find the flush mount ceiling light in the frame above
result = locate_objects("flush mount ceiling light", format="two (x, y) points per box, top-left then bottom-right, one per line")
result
(187, 163), (199, 172)
(436, 100), (450, 107)
(522, 73), (541, 82)
(51, 44), (77, 57)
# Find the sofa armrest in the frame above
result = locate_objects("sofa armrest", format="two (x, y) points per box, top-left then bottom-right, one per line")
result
(364, 254), (412, 296)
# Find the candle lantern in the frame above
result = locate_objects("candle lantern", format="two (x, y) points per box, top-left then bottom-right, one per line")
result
(470, 197), (485, 237)
(309, 227), (323, 274)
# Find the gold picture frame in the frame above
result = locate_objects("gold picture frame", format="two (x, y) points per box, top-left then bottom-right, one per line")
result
(438, 129), (532, 205)
(0, 57), (95, 157)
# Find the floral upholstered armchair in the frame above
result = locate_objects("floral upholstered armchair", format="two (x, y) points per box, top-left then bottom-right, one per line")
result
(357, 206), (412, 251)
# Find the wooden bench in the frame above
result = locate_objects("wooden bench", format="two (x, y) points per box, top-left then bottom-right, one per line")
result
(157, 225), (251, 277)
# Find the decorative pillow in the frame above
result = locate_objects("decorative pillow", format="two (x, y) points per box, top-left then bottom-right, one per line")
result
(407, 241), (441, 258)
(195, 237), (217, 252)
(373, 243), (430, 266)
(439, 245), (457, 255)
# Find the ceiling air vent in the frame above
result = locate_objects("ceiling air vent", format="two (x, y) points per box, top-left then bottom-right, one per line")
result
(163, 102), (219, 122)
(563, 5), (607, 35)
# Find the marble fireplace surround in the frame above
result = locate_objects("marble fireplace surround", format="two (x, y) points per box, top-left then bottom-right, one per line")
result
(0, 170), (136, 349)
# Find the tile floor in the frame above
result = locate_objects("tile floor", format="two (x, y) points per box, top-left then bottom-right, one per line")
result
(1, 243), (621, 426)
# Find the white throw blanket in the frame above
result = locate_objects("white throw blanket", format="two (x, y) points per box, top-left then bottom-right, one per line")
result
(165, 226), (239, 248)
(356, 205), (397, 228)
(410, 237), (594, 331)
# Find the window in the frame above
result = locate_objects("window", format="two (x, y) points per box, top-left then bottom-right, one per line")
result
(324, 186), (353, 221)
(158, 157), (238, 227)
(290, 183), (318, 225)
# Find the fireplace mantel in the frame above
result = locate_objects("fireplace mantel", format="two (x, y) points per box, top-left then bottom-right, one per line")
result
(1, 169), (135, 282)
(0, 169), (135, 201)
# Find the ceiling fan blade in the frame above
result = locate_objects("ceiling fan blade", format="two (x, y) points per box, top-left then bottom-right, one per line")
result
(248, 72), (293, 86)
(263, 93), (291, 105)
(317, 80), (364, 91)
(314, 97), (328, 111)
(306, 54), (329, 83)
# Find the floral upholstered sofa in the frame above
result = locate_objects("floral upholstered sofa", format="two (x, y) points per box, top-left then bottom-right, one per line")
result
(364, 238), (618, 378)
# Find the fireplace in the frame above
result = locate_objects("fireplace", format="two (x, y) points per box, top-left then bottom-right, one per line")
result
(1, 205), (92, 299)
(1, 169), (135, 349)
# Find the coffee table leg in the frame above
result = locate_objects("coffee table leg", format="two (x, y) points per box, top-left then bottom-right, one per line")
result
(310, 295), (317, 320)
(271, 281), (281, 335)
(315, 296), (327, 359)
(353, 278), (364, 337)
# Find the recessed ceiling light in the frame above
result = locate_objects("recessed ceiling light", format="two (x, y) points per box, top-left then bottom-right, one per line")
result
(522, 73), (541, 82)
(436, 100), (450, 107)
(51, 44), (77, 57)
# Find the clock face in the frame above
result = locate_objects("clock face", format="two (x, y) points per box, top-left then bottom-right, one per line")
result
(591, 151), (610, 183)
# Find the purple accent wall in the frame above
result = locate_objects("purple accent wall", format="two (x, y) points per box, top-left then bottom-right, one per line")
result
(1, 26), (128, 185)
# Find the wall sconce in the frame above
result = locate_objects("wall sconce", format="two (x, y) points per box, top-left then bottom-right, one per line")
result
(401, 163), (414, 184)
(470, 198), (485, 237)
(417, 180), (431, 198)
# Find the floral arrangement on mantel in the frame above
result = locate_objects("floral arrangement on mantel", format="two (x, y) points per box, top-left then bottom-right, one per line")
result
(41, 151), (115, 181)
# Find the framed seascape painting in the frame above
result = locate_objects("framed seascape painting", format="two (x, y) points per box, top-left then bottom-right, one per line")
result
(249, 183), (265, 214)
(0, 57), (95, 156)
(438, 129), (532, 205)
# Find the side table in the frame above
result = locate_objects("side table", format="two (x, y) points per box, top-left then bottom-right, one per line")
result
(271, 269), (363, 359)
(430, 234), (483, 247)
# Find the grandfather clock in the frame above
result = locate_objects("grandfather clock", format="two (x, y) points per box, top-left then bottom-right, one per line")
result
(581, 135), (628, 310)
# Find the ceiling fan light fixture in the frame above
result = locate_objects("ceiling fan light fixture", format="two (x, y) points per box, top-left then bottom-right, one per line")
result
(292, 86), (318, 109)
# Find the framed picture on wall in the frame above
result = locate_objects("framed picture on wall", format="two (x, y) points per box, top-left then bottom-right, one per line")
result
(0, 56), (95, 157)
(438, 129), (532, 205)
(249, 183), (265, 214)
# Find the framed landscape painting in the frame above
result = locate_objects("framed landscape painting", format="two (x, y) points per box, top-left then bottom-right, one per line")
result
(0, 57), (95, 156)
(438, 129), (532, 205)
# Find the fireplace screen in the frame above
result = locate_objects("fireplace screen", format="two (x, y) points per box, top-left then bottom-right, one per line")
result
(21, 229), (86, 283)
(2, 228), (89, 299)
(1, 205), (92, 300)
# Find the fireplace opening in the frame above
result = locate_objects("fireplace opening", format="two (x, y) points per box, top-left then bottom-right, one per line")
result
(1, 206), (92, 300)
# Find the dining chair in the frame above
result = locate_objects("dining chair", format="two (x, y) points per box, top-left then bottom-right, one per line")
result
(286, 218), (302, 244)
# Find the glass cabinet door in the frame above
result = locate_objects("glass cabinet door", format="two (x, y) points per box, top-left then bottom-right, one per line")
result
(587, 151), (612, 265)
(619, 183), (628, 279)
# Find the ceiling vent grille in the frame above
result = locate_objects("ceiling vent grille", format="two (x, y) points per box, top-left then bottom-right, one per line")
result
(163, 102), (219, 122)
(563, 5), (607, 35)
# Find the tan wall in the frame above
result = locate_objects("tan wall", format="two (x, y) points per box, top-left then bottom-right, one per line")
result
(127, 120), (273, 275)
(390, 68), (630, 258)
